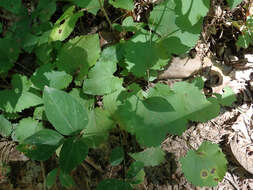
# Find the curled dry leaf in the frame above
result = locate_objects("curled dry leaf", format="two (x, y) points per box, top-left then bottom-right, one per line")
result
(230, 106), (253, 174)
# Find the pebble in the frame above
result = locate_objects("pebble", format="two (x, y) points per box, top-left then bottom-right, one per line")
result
(245, 54), (253, 63)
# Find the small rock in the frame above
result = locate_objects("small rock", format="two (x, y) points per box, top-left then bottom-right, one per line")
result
(229, 55), (239, 62)
(245, 54), (253, 63)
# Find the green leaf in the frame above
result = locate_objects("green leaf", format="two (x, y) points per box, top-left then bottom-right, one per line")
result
(36, 0), (56, 22)
(59, 172), (75, 188)
(46, 168), (58, 189)
(215, 86), (236, 106)
(82, 108), (115, 148)
(71, 0), (102, 15)
(124, 33), (169, 77)
(21, 33), (39, 53)
(149, 0), (209, 55)
(191, 77), (205, 90)
(59, 137), (89, 173)
(31, 64), (73, 90)
(126, 161), (144, 179)
(130, 147), (165, 166)
(69, 88), (95, 110)
(14, 117), (43, 142)
(0, 38), (20, 74)
(99, 44), (124, 64)
(24, 129), (63, 146)
(33, 106), (47, 121)
(18, 129), (63, 160)
(0, 115), (12, 137)
(45, 71), (73, 89)
(83, 60), (123, 95)
(0, 75), (43, 113)
(177, 0), (209, 26)
(49, 6), (83, 41)
(96, 179), (133, 190)
(110, 146), (124, 166)
(180, 141), (227, 187)
(109, 0), (134, 10)
(128, 169), (145, 185)
(34, 43), (53, 64)
(236, 31), (253, 49)
(56, 34), (100, 79)
(103, 87), (125, 115)
(43, 86), (89, 135)
(114, 82), (221, 146)
(227, 0), (243, 9)
(0, 0), (22, 14)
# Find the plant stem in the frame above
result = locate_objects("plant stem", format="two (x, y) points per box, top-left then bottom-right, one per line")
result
(40, 161), (46, 190)
(98, 0), (113, 30)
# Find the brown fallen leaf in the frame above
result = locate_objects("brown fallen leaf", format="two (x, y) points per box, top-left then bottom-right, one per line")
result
(157, 55), (203, 79)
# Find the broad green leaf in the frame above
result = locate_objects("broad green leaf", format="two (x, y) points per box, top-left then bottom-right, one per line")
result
(34, 43), (53, 64)
(0, 75), (43, 113)
(114, 16), (141, 32)
(0, 38), (20, 74)
(44, 71), (73, 89)
(109, 0), (134, 10)
(149, 0), (209, 55)
(21, 33), (39, 53)
(82, 108), (115, 148)
(103, 87), (125, 115)
(96, 179), (133, 190)
(191, 77), (205, 90)
(43, 87), (89, 135)
(128, 169), (145, 185)
(31, 64), (53, 89)
(69, 88), (95, 110)
(14, 118), (43, 142)
(24, 129), (63, 146)
(130, 147), (165, 166)
(180, 141), (227, 187)
(227, 0), (243, 9)
(36, 0), (56, 22)
(0, 23), (2, 33)
(56, 34), (100, 79)
(0, 115), (12, 137)
(46, 168), (58, 189)
(124, 33), (169, 77)
(126, 161), (144, 179)
(59, 137), (89, 173)
(49, 6), (83, 41)
(59, 172), (75, 188)
(214, 86), (236, 106)
(110, 146), (124, 166)
(115, 82), (220, 146)
(0, 0), (22, 14)
(18, 129), (63, 160)
(31, 64), (72, 90)
(176, 0), (209, 26)
(71, 0), (102, 15)
(99, 45), (124, 64)
(83, 60), (123, 95)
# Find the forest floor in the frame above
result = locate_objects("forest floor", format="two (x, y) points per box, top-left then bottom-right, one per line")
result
(1, 0), (253, 190)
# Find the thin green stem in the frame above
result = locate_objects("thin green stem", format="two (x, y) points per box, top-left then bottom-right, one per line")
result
(98, 0), (113, 30)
